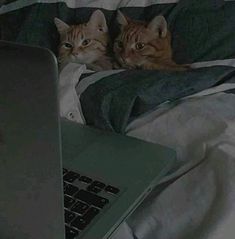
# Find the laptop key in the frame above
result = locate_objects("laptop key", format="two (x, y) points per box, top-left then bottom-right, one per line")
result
(71, 216), (88, 231)
(75, 190), (109, 208)
(71, 207), (100, 231)
(64, 182), (68, 189)
(83, 207), (100, 222)
(64, 184), (79, 196)
(64, 209), (76, 224)
(65, 225), (79, 239)
(71, 201), (89, 215)
(64, 195), (76, 209)
(87, 185), (102, 194)
(64, 171), (80, 183)
(105, 185), (120, 195)
(79, 176), (92, 184)
(91, 181), (106, 189)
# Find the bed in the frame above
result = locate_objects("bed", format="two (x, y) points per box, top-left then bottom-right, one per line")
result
(1, 0), (235, 238)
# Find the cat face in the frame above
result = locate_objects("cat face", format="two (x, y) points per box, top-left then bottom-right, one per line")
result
(114, 11), (173, 69)
(55, 10), (110, 66)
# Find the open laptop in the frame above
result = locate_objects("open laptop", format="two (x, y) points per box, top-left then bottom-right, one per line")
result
(0, 41), (175, 239)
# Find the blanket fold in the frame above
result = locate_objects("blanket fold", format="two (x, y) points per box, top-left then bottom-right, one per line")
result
(80, 66), (235, 133)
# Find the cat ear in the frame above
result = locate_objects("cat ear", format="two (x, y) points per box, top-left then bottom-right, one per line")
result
(54, 18), (70, 34)
(116, 10), (129, 26)
(147, 15), (168, 38)
(88, 10), (108, 32)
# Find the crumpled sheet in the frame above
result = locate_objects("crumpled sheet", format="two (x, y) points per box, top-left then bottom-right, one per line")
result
(112, 92), (235, 239)
(59, 63), (235, 239)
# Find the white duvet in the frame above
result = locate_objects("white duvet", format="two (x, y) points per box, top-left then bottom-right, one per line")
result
(113, 92), (235, 239)
(59, 62), (235, 239)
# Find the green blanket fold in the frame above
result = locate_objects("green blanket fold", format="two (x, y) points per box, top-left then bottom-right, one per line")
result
(80, 66), (235, 133)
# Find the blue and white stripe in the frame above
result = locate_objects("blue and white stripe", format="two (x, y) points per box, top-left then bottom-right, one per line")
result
(0, 0), (179, 14)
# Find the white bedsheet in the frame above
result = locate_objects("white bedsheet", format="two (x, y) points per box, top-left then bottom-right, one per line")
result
(58, 63), (235, 239)
(112, 92), (235, 239)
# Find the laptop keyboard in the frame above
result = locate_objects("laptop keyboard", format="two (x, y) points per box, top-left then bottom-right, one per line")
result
(63, 168), (120, 239)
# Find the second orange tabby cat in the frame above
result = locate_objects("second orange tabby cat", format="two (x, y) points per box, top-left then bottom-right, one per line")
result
(114, 11), (189, 71)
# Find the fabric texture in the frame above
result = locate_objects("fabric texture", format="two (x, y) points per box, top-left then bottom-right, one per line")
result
(120, 92), (235, 239)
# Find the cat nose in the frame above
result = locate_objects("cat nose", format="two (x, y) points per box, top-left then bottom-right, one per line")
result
(120, 52), (125, 59)
(72, 51), (78, 55)
(72, 47), (82, 55)
(125, 58), (131, 64)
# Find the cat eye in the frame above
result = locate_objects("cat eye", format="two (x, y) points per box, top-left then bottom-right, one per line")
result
(82, 39), (91, 46)
(135, 42), (145, 50)
(116, 40), (123, 49)
(63, 42), (73, 48)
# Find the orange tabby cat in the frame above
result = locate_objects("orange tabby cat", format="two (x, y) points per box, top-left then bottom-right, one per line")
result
(114, 11), (188, 71)
(54, 10), (113, 71)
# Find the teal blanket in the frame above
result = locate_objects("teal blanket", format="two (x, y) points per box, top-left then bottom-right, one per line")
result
(80, 66), (235, 133)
